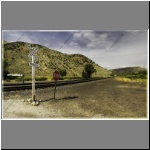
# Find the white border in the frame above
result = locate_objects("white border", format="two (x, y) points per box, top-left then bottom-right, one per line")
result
(1, 30), (149, 121)
(0, 23), (1, 150)
(147, 29), (149, 120)
(0, 0), (149, 1)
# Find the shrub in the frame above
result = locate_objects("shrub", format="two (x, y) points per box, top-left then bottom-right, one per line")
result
(23, 76), (48, 81)
(59, 77), (64, 80)
(59, 69), (67, 76)
(82, 70), (88, 79)
(23, 76), (32, 81)
(36, 77), (47, 81)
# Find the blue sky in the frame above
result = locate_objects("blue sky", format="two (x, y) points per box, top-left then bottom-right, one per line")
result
(2, 30), (148, 69)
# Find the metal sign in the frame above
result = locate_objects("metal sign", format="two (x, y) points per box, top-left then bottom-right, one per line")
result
(28, 48), (39, 58)
(29, 62), (39, 68)
(53, 70), (60, 81)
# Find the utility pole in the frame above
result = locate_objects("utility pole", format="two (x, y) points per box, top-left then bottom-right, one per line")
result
(32, 55), (35, 101)
(27, 44), (39, 102)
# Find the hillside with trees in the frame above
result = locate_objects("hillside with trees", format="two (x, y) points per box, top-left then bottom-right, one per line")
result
(2, 41), (111, 81)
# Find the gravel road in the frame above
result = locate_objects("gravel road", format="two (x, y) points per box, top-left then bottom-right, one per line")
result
(2, 78), (148, 119)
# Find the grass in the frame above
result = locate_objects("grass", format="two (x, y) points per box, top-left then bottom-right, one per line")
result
(46, 76), (52, 81)
(115, 77), (147, 83)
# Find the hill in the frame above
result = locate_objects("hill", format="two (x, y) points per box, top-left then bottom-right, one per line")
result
(111, 66), (147, 75)
(3, 41), (111, 79)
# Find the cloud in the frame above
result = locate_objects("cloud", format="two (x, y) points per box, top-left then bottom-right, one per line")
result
(68, 31), (129, 51)
(2, 30), (148, 69)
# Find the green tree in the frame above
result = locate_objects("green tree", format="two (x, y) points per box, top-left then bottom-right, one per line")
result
(3, 59), (9, 80)
(82, 63), (96, 78)
(59, 69), (67, 76)
(82, 70), (88, 78)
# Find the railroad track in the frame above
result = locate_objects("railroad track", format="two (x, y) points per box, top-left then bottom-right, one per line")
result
(3, 78), (109, 91)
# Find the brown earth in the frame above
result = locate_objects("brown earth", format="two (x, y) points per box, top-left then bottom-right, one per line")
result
(2, 78), (148, 119)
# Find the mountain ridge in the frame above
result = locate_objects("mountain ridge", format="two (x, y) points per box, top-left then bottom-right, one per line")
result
(111, 66), (147, 75)
(3, 41), (111, 78)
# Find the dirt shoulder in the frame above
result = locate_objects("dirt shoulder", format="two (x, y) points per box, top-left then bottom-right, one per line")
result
(2, 78), (148, 119)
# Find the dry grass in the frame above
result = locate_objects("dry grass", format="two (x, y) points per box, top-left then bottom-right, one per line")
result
(115, 77), (147, 83)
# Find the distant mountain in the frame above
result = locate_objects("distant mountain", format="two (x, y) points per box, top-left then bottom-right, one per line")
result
(3, 42), (111, 78)
(111, 66), (146, 75)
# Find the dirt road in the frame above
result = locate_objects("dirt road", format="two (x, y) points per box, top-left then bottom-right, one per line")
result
(2, 78), (148, 119)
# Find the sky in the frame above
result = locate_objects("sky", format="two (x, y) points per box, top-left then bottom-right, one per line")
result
(2, 30), (148, 70)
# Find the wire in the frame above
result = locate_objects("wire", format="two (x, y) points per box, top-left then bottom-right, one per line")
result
(16, 33), (24, 42)
(59, 33), (73, 49)
(109, 33), (124, 50)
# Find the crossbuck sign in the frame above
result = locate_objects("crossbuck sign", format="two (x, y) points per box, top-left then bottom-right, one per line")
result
(28, 46), (38, 57)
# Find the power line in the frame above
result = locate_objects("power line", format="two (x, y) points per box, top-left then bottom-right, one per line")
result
(109, 33), (124, 50)
(59, 33), (73, 49)
(16, 33), (24, 41)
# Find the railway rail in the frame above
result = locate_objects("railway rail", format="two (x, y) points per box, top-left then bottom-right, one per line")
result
(3, 78), (110, 92)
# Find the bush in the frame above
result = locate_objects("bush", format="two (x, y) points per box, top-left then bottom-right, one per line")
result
(15, 78), (23, 82)
(138, 74), (146, 79)
(59, 77), (64, 80)
(23, 76), (32, 81)
(36, 77), (47, 81)
(63, 76), (82, 80)
(82, 70), (88, 79)
(23, 76), (48, 81)
(59, 69), (67, 76)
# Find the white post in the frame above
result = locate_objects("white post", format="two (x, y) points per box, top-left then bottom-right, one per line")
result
(27, 44), (39, 103)
(32, 55), (35, 102)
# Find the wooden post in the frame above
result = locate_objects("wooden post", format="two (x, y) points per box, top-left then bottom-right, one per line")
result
(54, 81), (57, 99)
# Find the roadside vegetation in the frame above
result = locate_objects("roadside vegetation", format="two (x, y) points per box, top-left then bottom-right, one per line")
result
(111, 69), (147, 83)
